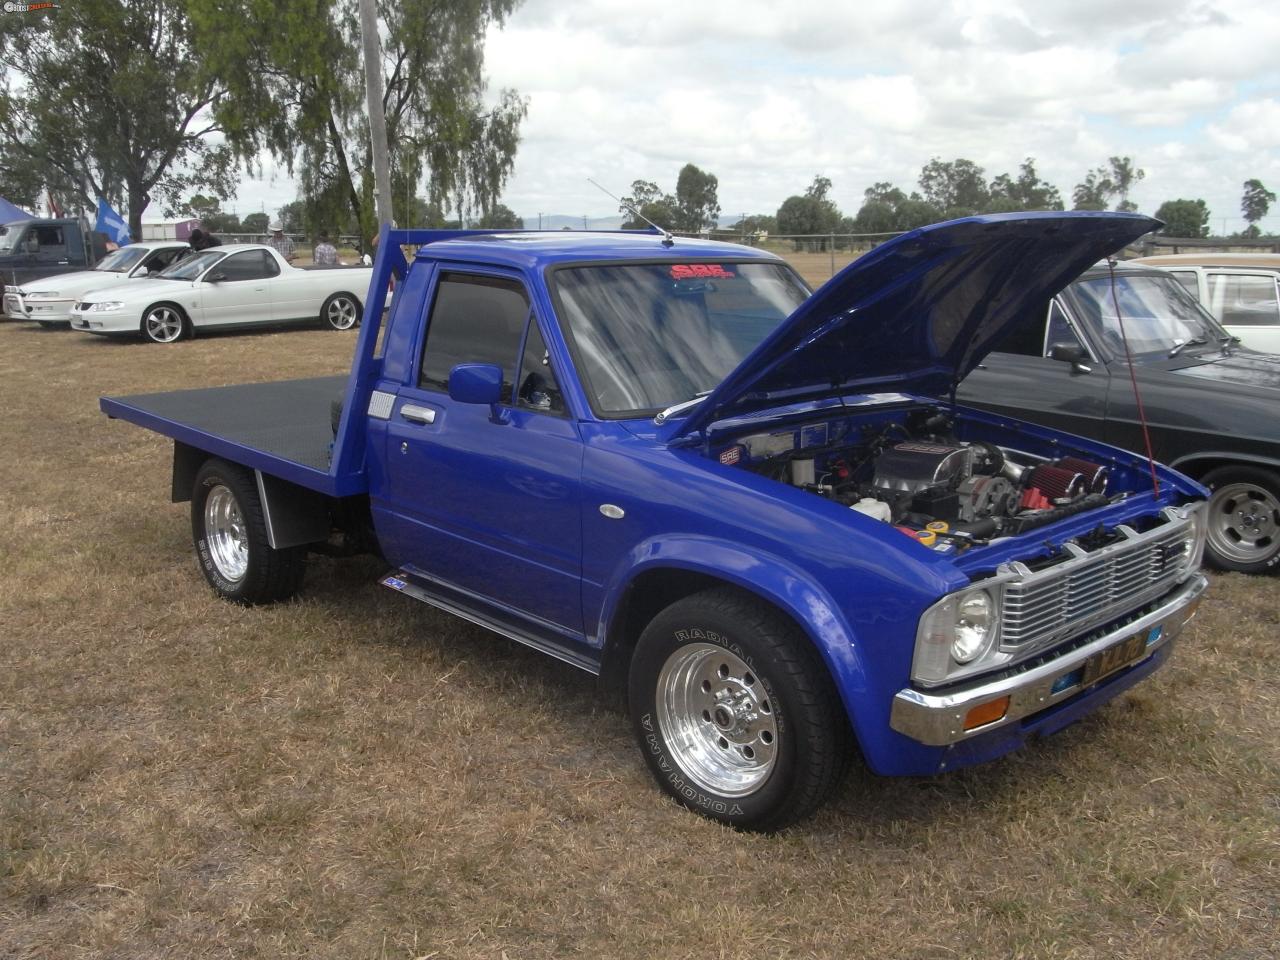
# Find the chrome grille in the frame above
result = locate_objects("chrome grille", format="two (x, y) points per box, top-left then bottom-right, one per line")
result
(999, 517), (1192, 654)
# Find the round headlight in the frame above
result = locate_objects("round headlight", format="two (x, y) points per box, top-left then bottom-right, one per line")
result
(951, 590), (994, 663)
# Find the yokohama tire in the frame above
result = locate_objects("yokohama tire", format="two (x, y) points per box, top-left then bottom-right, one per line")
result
(1202, 465), (1280, 575)
(191, 458), (307, 604)
(628, 587), (851, 831)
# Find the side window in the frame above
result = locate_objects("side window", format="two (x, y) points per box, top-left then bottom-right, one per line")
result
(1044, 300), (1084, 355)
(32, 225), (67, 259)
(1169, 270), (1200, 300)
(517, 320), (566, 415)
(143, 248), (183, 273)
(1207, 273), (1280, 327)
(419, 273), (530, 400)
(991, 303), (1050, 356)
(216, 250), (275, 281)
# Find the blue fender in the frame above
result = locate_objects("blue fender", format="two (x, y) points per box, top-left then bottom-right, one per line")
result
(597, 534), (880, 754)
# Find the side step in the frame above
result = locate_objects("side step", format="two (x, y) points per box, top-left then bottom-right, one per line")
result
(380, 569), (599, 675)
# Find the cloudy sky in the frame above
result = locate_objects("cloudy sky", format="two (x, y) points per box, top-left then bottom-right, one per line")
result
(233, 0), (1280, 231)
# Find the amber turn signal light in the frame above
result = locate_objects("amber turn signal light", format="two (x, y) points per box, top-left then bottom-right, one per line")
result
(963, 696), (1011, 731)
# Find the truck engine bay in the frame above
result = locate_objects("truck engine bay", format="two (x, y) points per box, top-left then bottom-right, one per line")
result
(717, 405), (1134, 555)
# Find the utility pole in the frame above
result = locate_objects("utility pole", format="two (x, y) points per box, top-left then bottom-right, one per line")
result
(358, 0), (394, 229)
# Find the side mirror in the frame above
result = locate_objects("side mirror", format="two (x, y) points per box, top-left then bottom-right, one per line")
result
(1048, 341), (1091, 373)
(448, 362), (507, 423)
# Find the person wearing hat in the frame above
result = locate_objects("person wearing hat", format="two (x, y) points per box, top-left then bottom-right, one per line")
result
(266, 220), (296, 262)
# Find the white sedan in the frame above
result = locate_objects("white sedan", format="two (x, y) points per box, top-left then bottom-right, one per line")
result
(3, 241), (189, 326)
(69, 244), (374, 343)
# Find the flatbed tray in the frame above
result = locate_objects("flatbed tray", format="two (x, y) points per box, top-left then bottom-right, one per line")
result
(101, 375), (366, 496)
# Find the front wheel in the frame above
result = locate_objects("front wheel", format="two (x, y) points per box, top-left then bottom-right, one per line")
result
(191, 458), (307, 603)
(628, 588), (850, 831)
(1202, 465), (1280, 574)
(322, 292), (361, 330)
(141, 304), (188, 343)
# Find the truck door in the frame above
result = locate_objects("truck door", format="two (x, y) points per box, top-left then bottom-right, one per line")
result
(378, 269), (585, 637)
(198, 249), (278, 326)
(957, 298), (1112, 442)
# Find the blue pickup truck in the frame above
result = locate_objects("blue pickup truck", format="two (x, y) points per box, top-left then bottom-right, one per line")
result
(101, 213), (1209, 830)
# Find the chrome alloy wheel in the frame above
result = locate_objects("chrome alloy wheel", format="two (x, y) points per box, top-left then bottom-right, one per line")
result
(326, 296), (358, 330)
(1207, 481), (1280, 565)
(144, 307), (184, 343)
(204, 484), (249, 582)
(655, 642), (778, 797)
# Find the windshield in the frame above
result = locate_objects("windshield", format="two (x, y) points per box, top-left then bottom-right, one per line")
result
(1072, 274), (1227, 356)
(157, 249), (224, 280)
(94, 247), (149, 273)
(0, 224), (23, 254)
(553, 261), (810, 416)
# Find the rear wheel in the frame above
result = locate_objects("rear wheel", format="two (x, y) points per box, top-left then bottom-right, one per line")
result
(628, 588), (850, 831)
(141, 304), (188, 343)
(191, 458), (307, 603)
(1202, 465), (1280, 574)
(322, 292), (361, 330)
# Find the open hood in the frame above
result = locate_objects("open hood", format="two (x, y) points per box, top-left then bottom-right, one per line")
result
(671, 211), (1158, 440)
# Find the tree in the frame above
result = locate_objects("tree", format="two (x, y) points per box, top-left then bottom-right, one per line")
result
(0, 1), (235, 239)
(619, 179), (679, 231)
(1154, 199), (1210, 238)
(195, 0), (527, 244)
(988, 159), (1064, 212)
(918, 158), (989, 219)
(476, 203), (522, 229)
(1242, 179), (1275, 237)
(776, 175), (842, 243)
(242, 212), (270, 235)
(1073, 158), (1144, 212)
(674, 163), (721, 233)
(182, 194), (241, 232)
(277, 201), (305, 233)
(1072, 168), (1111, 211)
(1107, 156), (1145, 212)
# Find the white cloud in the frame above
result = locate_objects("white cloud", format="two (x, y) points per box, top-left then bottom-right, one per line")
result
(221, 0), (1280, 233)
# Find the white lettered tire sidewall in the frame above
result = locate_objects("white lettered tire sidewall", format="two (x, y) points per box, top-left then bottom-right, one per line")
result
(628, 589), (842, 831)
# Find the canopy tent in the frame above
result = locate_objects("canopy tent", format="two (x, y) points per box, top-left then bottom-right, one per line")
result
(0, 196), (34, 223)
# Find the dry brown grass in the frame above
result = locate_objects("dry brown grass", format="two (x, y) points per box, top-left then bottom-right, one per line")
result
(1, 309), (1278, 959)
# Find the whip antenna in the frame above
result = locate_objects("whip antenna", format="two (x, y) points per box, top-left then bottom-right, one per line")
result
(587, 178), (675, 247)
(1106, 256), (1160, 498)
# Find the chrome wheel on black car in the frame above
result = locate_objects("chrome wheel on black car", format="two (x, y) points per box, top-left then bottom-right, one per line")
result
(1203, 466), (1280, 574)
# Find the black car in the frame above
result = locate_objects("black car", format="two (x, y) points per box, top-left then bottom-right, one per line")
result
(959, 260), (1280, 574)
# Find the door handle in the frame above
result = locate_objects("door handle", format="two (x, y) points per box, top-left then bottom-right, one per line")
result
(57, 260), (70, 265)
(401, 404), (437, 425)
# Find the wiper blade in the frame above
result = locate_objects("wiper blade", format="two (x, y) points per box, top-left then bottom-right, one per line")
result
(1168, 337), (1207, 358)
(654, 390), (712, 425)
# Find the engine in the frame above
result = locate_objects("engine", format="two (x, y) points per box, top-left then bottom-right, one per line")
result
(730, 411), (1112, 553)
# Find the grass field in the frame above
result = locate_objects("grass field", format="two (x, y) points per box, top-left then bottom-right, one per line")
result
(1, 307), (1278, 959)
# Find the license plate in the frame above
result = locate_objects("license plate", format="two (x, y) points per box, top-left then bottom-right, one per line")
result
(1080, 631), (1149, 686)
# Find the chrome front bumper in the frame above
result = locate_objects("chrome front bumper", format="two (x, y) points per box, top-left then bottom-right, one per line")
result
(2, 291), (73, 322)
(890, 573), (1208, 746)
(2, 291), (25, 319)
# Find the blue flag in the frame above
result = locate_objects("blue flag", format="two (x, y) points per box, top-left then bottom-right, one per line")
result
(95, 198), (131, 246)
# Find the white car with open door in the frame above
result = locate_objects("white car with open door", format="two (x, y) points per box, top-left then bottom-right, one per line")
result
(69, 244), (372, 343)
(4, 241), (189, 327)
